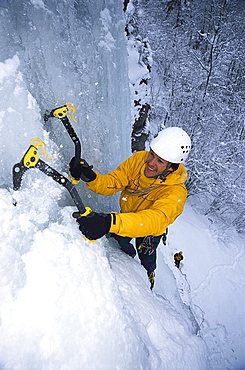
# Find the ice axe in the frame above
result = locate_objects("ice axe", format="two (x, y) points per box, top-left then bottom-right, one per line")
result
(44, 102), (82, 184)
(12, 138), (92, 217)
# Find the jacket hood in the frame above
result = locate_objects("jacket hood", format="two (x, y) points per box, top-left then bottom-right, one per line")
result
(159, 163), (188, 185)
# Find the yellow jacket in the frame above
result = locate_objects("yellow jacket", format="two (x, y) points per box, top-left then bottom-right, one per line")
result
(87, 151), (188, 238)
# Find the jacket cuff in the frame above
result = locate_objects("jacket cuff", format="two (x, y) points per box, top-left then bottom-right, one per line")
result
(109, 212), (120, 234)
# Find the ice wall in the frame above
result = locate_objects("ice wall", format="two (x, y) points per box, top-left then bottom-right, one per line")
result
(0, 0), (131, 212)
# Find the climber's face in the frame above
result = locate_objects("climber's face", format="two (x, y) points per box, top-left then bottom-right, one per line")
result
(145, 150), (170, 178)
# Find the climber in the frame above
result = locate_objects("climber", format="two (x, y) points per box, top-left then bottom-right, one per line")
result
(174, 251), (184, 268)
(69, 127), (191, 289)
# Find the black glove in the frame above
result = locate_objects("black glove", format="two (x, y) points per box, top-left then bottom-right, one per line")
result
(73, 211), (111, 240)
(69, 157), (96, 182)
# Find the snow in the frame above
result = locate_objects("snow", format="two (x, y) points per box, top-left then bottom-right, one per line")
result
(1, 185), (244, 369)
(162, 204), (245, 369)
(0, 189), (208, 369)
(0, 1), (244, 369)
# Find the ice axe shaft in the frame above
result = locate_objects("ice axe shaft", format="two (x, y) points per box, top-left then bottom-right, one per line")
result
(36, 159), (87, 215)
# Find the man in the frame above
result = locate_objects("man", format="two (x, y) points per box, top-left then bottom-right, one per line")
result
(69, 127), (191, 289)
(174, 251), (184, 268)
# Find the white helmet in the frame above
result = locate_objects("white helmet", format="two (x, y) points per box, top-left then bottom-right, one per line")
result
(150, 127), (191, 163)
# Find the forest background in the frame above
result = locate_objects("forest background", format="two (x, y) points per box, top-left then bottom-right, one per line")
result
(126, 0), (244, 235)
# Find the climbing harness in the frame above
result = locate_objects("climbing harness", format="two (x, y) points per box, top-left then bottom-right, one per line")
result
(137, 235), (155, 255)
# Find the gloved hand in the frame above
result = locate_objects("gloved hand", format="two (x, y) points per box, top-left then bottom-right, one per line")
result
(73, 211), (111, 240)
(69, 157), (96, 182)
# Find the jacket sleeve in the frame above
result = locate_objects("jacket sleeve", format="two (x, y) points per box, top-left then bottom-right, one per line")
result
(109, 185), (187, 237)
(86, 154), (136, 196)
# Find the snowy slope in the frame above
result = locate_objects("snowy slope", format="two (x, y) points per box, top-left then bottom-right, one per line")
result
(0, 183), (244, 369)
(0, 185), (208, 370)
(160, 203), (245, 369)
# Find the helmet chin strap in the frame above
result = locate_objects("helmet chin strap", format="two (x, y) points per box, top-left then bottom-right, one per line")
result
(158, 162), (174, 181)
